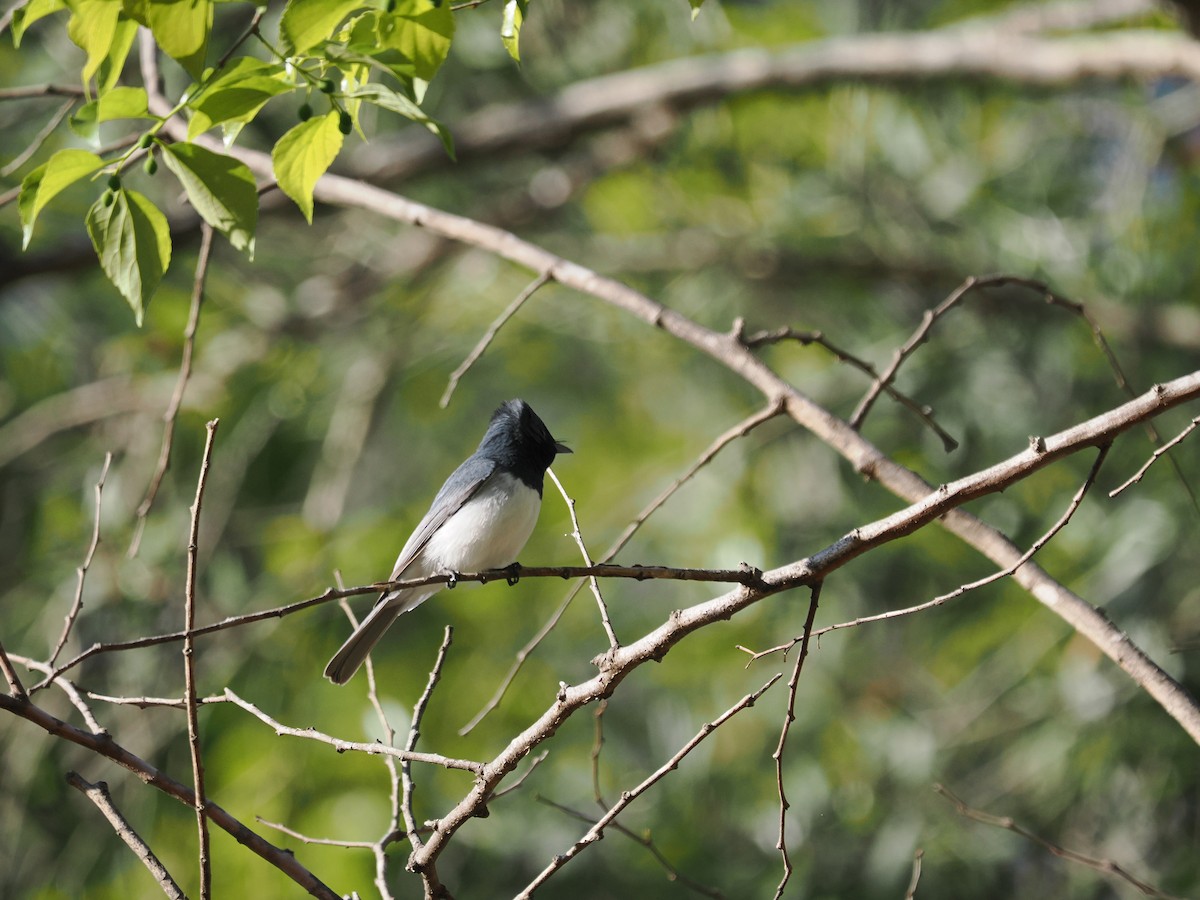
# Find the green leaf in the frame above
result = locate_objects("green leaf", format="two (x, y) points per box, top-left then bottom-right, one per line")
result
(19, 148), (106, 249)
(280, 0), (362, 55)
(186, 57), (294, 139)
(11, 0), (68, 46)
(160, 142), (258, 255)
(66, 0), (122, 91)
(272, 110), (343, 224)
(98, 85), (153, 120)
(86, 188), (172, 325)
(500, 0), (525, 62)
(346, 84), (453, 158)
(121, 0), (147, 25)
(98, 16), (138, 93)
(688, 0), (704, 19)
(378, 0), (454, 82)
(146, 0), (213, 79)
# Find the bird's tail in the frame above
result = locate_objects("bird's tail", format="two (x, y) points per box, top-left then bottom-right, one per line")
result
(323, 588), (435, 684)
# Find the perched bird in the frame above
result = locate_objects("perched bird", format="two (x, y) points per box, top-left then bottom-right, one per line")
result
(324, 399), (570, 684)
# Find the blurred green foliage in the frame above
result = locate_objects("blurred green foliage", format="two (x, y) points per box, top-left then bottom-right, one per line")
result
(2, 1), (1199, 899)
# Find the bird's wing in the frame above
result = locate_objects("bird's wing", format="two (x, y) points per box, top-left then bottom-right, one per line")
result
(386, 455), (498, 581)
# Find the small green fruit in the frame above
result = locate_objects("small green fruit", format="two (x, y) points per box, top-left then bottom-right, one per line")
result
(298, 102), (313, 121)
(143, 156), (158, 176)
(106, 174), (121, 191)
(102, 189), (115, 207)
(137, 133), (154, 149)
(338, 111), (352, 135)
(319, 77), (336, 94)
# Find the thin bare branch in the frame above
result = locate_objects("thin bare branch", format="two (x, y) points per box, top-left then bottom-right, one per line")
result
(67, 772), (187, 900)
(0, 693), (340, 898)
(771, 583), (822, 900)
(440, 270), (553, 407)
(222, 688), (483, 772)
(0, 638), (28, 699)
(738, 324), (958, 451)
(185, 420), (219, 899)
(742, 444), (1111, 661)
(256, 817), (379, 850)
(548, 468), (619, 648)
(402, 626), (454, 859)
(129, 224), (214, 558)
(516, 673), (782, 898)
(934, 784), (1185, 899)
(0, 98), (74, 177)
(904, 849), (924, 900)
(1110, 414), (1200, 497)
(535, 795), (728, 900)
(11, 654), (106, 733)
(49, 452), (112, 667)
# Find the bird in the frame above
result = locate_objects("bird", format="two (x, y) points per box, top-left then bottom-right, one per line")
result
(324, 399), (571, 684)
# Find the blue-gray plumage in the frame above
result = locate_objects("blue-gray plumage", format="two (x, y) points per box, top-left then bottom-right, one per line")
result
(324, 399), (570, 684)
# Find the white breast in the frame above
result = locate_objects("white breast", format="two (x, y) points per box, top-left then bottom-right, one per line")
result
(422, 472), (543, 574)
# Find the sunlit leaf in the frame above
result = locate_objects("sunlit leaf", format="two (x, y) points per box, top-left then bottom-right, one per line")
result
(146, 0), (213, 79)
(86, 188), (172, 325)
(160, 142), (258, 255)
(500, 0), (525, 62)
(11, 0), (68, 46)
(346, 83), (454, 158)
(272, 110), (343, 224)
(97, 15), (138, 92)
(66, 0), (121, 91)
(378, 0), (454, 82)
(280, 0), (362, 55)
(19, 148), (106, 249)
(186, 57), (294, 139)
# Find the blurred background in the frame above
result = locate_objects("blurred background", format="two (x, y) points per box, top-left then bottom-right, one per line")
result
(1, 1), (1199, 897)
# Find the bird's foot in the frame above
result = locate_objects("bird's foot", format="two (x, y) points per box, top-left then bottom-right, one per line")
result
(505, 562), (521, 587)
(445, 571), (459, 589)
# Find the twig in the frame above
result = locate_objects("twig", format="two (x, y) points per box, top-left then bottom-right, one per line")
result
(459, 404), (784, 733)
(66, 772), (187, 900)
(222, 688), (484, 772)
(37, 561), (772, 693)
(535, 795), (728, 899)
(86, 691), (224, 708)
(402, 626), (454, 857)
(590, 698), (608, 803)
(129, 225), (214, 558)
(548, 468), (619, 648)
(0, 693), (340, 898)
(738, 324), (958, 451)
(0, 638), (28, 699)
(741, 444), (1110, 662)
(490, 750), (549, 801)
(516, 672), (782, 898)
(0, 98), (74, 177)
(934, 784), (1184, 899)
(771, 583), (821, 900)
(904, 848), (924, 900)
(48, 452), (112, 667)
(1110, 415), (1200, 497)
(11, 654), (106, 733)
(440, 270), (553, 407)
(256, 817), (379, 850)
(185, 420), (218, 899)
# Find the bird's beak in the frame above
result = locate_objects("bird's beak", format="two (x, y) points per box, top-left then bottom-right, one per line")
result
(554, 440), (572, 454)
